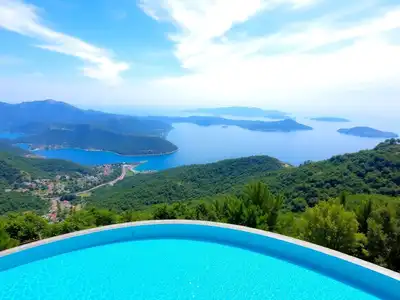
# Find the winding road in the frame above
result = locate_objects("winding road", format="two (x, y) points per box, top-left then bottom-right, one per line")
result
(76, 164), (132, 196)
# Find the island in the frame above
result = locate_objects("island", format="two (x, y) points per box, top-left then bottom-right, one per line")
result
(1, 99), (173, 137)
(310, 117), (350, 122)
(337, 127), (398, 138)
(141, 116), (313, 132)
(185, 106), (290, 119)
(16, 124), (178, 156)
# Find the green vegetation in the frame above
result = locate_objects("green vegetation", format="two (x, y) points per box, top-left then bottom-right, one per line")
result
(1, 139), (400, 273)
(0, 189), (47, 215)
(84, 140), (400, 211)
(0, 153), (89, 215)
(0, 152), (91, 183)
(1, 183), (399, 271)
(84, 156), (286, 210)
(17, 124), (178, 156)
(338, 127), (398, 138)
(0, 140), (29, 156)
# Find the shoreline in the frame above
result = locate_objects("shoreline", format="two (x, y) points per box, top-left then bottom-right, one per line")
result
(20, 144), (179, 158)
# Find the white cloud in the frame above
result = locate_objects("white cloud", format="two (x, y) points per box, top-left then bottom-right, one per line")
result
(139, 0), (400, 108)
(0, 0), (129, 84)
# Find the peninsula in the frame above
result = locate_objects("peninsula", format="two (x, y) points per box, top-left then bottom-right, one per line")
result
(141, 116), (313, 133)
(338, 127), (398, 138)
(17, 124), (178, 156)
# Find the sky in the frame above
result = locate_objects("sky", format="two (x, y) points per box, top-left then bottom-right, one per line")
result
(0, 0), (399, 114)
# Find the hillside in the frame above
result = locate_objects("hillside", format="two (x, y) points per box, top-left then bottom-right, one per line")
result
(85, 156), (286, 210)
(0, 152), (86, 214)
(17, 124), (178, 156)
(84, 139), (400, 211)
(0, 100), (172, 136)
(0, 140), (29, 156)
(142, 116), (312, 132)
(0, 152), (92, 184)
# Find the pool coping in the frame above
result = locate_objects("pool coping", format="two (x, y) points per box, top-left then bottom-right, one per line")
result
(1, 220), (399, 281)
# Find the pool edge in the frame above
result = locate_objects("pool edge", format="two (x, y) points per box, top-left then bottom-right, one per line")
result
(1, 220), (399, 281)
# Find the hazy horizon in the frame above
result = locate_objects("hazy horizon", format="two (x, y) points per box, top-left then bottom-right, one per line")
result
(1, 0), (399, 112)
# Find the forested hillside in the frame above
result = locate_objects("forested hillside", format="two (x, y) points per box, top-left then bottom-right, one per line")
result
(0, 140), (29, 156)
(17, 124), (178, 156)
(0, 151), (92, 215)
(85, 139), (400, 211)
(0, 100), (172, 136)
(83, 156), (285, 210)
(0, 152), (92, 182)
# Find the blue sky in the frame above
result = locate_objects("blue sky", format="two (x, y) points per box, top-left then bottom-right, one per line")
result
(0, 0), (399, 113)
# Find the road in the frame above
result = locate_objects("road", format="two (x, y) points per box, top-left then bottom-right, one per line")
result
(76, 164), (131, 196)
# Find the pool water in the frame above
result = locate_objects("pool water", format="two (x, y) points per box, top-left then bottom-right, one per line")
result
(0, 239), (378, 300)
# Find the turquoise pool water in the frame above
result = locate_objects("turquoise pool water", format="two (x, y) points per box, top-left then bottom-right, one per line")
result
(0, 238), (381, 300)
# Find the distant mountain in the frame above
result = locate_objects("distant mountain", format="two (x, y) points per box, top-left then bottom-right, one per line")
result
(310, 117), (350, 122)
(17, 124), (178, 156)
(338, 127), (398, 138)
(186, 106), (290, 119)
(0, 100), (172, 136)
(142, 116), (312, 132)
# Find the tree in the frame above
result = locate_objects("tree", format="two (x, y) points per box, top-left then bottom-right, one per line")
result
(356, 198), (373, 234)
(366, 205), (400, 271)
(339, 191), (348, 207)
(4, 212), (48, 244)
(242, 182), (284, 231)
(297, 201), (365, 254)
(0, 223), (19, 250)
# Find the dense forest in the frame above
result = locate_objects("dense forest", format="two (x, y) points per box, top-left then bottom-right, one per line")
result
(84, 156), (286, 210)
(0, 152), (92, 182)
(1, 182), (399, 272)
(85, 140), (400, 211)
(17, 124), (178, 156)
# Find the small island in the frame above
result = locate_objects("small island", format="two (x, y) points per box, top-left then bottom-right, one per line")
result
(310, 117), (350, 122)
(338, 127), (398, 138)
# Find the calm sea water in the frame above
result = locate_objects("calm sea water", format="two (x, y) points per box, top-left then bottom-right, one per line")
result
(0, 239), (377, 300)
(2, 116), (398, 171)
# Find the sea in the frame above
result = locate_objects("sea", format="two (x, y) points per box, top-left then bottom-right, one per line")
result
(1, 115), (398, 171)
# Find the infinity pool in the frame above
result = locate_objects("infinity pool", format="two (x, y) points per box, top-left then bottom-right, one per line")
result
(0, 222), (399, 300)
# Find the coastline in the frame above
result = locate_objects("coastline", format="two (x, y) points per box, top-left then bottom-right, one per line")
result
(24, 144), (179, 158)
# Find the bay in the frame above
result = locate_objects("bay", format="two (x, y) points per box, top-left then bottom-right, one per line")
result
(11, 116), (395, 171)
